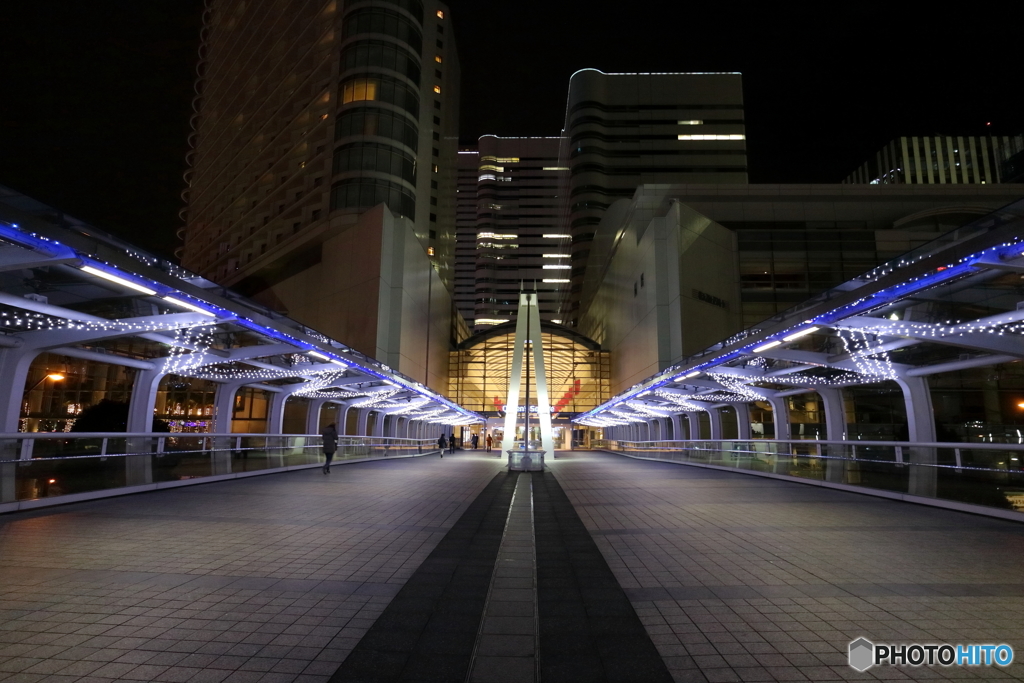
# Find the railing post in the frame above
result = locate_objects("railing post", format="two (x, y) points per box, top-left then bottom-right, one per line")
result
(19, 438), (33, 461)
(954, 448), (962, 473)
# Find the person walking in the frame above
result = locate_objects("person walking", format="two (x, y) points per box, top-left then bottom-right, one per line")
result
(437, 433), (446, 458)
(321, 422), (338, 474)
(448, 433), (456, 454)
(471, 433), (479, 450)
(485, 433), (493, 452)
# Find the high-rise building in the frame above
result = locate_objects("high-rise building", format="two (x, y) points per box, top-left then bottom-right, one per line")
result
(178, 0), (461, 390)
(454, 136), (566, 331)
(843, 135), (1024, 185)
(558, 70), (748, 325)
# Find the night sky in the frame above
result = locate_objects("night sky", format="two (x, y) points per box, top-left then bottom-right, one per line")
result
(2, 1), (1018, 260)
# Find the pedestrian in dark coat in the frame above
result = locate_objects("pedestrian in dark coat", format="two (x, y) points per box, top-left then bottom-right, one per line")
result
(438, 433), (446, 458)
(471, 434), (479, 449)
(448, 433), (456, 454)
(321, 423), (338, 474)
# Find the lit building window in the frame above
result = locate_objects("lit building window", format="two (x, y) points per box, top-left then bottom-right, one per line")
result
(542, 254), (569, 258)
(427, 247), (435, 255)
(479, 164), (504, 172)
(494, 157), (520, 163)
(320, 113), (328, 120)
(436, 10), (444, 18)
(435, 55), (442, 63)
(477, 232), (517, 240)
(542, 265), (571, 269)
(478, 174), (496, 181)
(542, 234), (571, 239)
(541, 166), (570, 171)
(542, 278), (570, 283)
(342, 79), (377, 103)
(432, 164), (439, 173)
(677, 120), (703, 125)
(475, 318), (509, 325)
(677, 134), (745, 141)
(434, 85), (441, 94)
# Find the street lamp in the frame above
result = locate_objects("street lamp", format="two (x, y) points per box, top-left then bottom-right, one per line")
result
(27, 373), (66, 392)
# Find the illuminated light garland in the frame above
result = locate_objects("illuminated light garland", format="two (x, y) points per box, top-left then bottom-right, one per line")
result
(624, 400), (674, 418)
(161, 325), (217, 375)
(707, 373), (765, 402)
(653, 390), (709, 413)
(836, 328), (898, 380)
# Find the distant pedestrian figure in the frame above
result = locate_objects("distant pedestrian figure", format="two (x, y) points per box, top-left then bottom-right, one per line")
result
(486, 434), (493, 452)
(321, 423), (338, 474)
(448, 433), (456, 454)
(438, 433), (446, 458)
(471, 433), (479, 450)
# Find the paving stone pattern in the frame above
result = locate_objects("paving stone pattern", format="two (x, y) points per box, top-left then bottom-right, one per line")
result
(328, 470), (517, 682)
(468, 472), (539, 683)
(550, 451), (1024, 682)
(0, 452), (502, 683)
(534, 470), (674, 683)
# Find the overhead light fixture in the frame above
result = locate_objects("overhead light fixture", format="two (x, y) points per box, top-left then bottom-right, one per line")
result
(542, 279), (570, 283)
(330, 359), (347, 367)
(542, 234), (571, 239)
(683, 371), (700, 379)
(782, 326), (820, 342)
(753, 340), (782, 353)
(80, 265), (156, 295)
(163, 296), (216, 317)
(308, 350), (329, 360)
(47, 373), (65, 381)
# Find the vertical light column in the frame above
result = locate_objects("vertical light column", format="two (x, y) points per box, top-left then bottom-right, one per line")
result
(500, 292), (555, 459)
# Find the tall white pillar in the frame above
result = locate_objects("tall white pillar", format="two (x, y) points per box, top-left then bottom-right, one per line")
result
(817, 389), (847, 483)
(708, 408), (723, 440)
(501, 292), (555, 463)
(897, 376), (937, 497)
(687, 413), (701, 440)
(733, 403), (752, 440)
(767, 396), (792, 440)
(0, 348), (40, 433)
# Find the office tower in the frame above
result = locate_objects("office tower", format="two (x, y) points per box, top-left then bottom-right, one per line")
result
(454, 136), (566, 332)
(454, 146), (479, 325)
(843, 135), (1024, 184)
(559, 70), (748, 325)
(573, 183), (1024, 393)
(178, 0), (460, 390)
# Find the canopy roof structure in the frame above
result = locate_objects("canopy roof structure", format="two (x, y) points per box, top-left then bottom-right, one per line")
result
(0, 186), (482, 428)
(575, 199), (1024, 428)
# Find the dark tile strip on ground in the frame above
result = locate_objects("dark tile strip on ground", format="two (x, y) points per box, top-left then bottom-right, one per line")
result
(533, 470), (673, 683)
(328, 471), (517, 683)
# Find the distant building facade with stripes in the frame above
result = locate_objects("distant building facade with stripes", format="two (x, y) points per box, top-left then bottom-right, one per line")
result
(843, 135), (1024, 185)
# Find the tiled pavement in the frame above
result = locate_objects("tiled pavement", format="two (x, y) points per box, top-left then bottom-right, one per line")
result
(4, 449), (1024, 682)
(550, 451), (1024, 682)
(0, 452), (502, 683)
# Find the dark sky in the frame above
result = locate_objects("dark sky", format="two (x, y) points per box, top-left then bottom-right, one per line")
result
(2, 2), (1018, 260)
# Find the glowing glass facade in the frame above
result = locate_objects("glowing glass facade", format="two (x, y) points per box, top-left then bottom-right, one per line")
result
(449, 325), (609, 415)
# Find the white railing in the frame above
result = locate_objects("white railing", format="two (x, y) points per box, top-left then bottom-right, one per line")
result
(594, 438), (1024, 515)
(0, 432), (439, 510)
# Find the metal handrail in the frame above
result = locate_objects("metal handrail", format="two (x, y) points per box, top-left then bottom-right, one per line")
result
(607, 438), (1024, 452)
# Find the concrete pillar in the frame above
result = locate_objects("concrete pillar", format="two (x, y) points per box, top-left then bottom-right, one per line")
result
(767, 396), (792, 440)
(266, 389), (299, 435)
(213, 380), (250, 433)
(817, 388), (847, 483)
(708, 408), (723, 440)
(670, 414), (683, 441)
(357, 409), (371, 436)
(127, 369), (165, 433)
(897, 376), (937, 497)
(733, 403), (752, 440)
(687, 413), (701, 441)
(306, 398), (329, 435)
(0, 348), (40, 432)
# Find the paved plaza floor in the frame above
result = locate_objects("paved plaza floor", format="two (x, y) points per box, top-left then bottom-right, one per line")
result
(1, 450), (1023, 682)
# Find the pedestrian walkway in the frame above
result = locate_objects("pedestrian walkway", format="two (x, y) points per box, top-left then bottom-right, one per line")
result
(2, 450), (1024, 682)
(0, 452), (502, 682)
(551, 451), (1024, 681)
